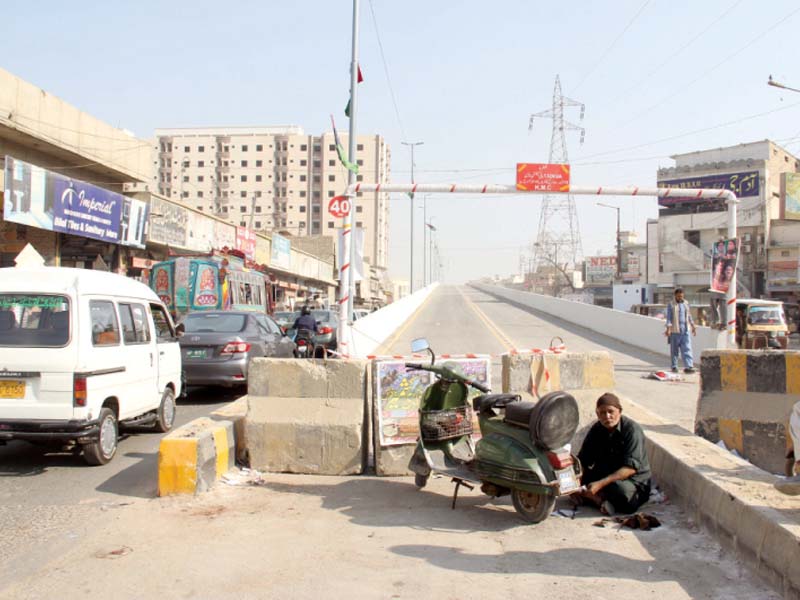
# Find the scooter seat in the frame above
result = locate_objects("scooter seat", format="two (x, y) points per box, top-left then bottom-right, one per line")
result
(503, 401), (537, 429)
(472, 393), (521, 413)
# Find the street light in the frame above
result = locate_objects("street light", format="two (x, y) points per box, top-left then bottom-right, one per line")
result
(401, 141), (423, 292)
(597, 202), (621, 280)
(426, 219), (437, 284)
(767, 75), (800, 94)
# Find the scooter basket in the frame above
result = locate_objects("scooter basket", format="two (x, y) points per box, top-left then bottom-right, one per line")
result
(420, 406), (473, 441)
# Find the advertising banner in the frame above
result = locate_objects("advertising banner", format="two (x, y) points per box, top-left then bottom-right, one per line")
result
(585, 256), (616, 285)
(516, 163), (570, 192)
(270, 233), (291, 270)
(189, 261), (220, 310)
(236, 226), (257, 260)
(657, 171), (759, 207)
(374, 357), (491, 446)
(148, 196), (188, 247)
(4, 155), (148, 247)
(782, 173), (800, 220)
(710, 238), (739, 294)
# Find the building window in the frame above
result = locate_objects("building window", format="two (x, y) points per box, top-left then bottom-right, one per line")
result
(356, 206), (363, 213)
(327, 222), (334, 229)
(357, 159), (364, 166)
(329, 160), (336, 167)
(300, 144), (308, 151)
(312, 205), (320, 213)
(300, 175), (307, 182)
(198, 145), (205, 153)
(256, 160), (263, 167)
(328, 144), (336, 152)
(357, 175), (363, 182)
(240, 221), (246, 227)
(198, 160), (205, 167)
(300, 206), (307, 213)
(256, 144), (263, 151)
(300, 159), (307, 167)
(256, 191), (262, 198)
(255, 221), (261, 228)
(196, 205), (202, 210)
(313, 160), (321, 168)
(256, 175), (262, 182)
(313, 176), (321, 183)
(240, 190), (247, 198)
(240, 206), (246, 213)
(183, 175), (189, 182)
(357, 144), (364, 151)
(328, 191), (335, 197)
(299, 221), (306, 228)
(313, 191), (321, 199)
(241, 175), (248, 182)
(356, 222), (363, 228)
(241, 160), (248, 167)
(198, 191), (204, 198)
(328, 175), (335, 182)
(242, 145), (248, 152)
(312, 222), (320, 233)
(313, 145), (321, 153)
(256, 206), (262, 213)
(299, 191), (306, 197)
(197, 175), (204, 182)
(224, 145), (229, 152)
(182, 191), (188, 198)
(184, 146), (190, 152)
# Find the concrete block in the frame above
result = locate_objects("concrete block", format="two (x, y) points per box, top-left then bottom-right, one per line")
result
(558, 355), (584, 390)
(211, 396), (249, 464)
(502, 353), (532, 394)
(583, 352), (615, 389)
(742, 420), (787, 474)
(246, 396), (364, 475)
(375, 444), (415, 476)
(248, 358), (367, 399)
(699, 353), (721, 392)
(747, 353), (786, 394)
(720, 353), (747, 391)
(158, 417), (235, 496)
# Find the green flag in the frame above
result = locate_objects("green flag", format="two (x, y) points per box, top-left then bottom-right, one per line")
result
(330, 115), (359, 175)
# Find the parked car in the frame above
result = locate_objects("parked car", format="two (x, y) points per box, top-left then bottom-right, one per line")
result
(179, 311), (295, 388)
(273, 311), (298, 332)
(352, 308), (370, 321)
(0, 266), (182, 465)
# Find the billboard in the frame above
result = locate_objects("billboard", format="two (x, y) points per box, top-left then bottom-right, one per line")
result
(585, 256), (616, 285)
(710, 238), (739, 294)
(270, 232), (291, 270)
(236, 226), (256, 261)
(516, 163), (570, 192)
(657, 171), (759, 207)
(4, 155), (148, 248)
(782, 173), (800, 220)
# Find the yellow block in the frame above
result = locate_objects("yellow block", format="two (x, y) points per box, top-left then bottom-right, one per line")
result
(212, 426), (229, 478)
(718, 418), (744, 454)
(720, 353), (747, 392)
(785, 354), (800, 396)
(158, 437), (198, 496)
(583, 353), (615, 390)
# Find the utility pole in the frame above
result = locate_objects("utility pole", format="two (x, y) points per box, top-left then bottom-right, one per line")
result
(402, 141), (423, 292)
(426, 220), (436, 283)
(422, 195), (427, 287)
(598, 202), (621, 279)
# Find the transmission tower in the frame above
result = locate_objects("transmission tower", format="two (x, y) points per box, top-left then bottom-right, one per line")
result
(529, 75), (585, 282)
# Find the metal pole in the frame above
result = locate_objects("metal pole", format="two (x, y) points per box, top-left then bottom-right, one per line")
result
(422, 195), (427, 287)
(401, 141), (423, 293)
(337, 0), (360, 354)
(726, 198), (737, 348)
(616, 207), (621, 280)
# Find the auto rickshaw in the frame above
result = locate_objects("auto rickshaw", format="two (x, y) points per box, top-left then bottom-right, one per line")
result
(735, 299), (789, 349)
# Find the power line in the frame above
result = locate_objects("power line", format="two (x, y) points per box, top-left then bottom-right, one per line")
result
(366, 0), (407, 141)
(571, 0), (653, 93)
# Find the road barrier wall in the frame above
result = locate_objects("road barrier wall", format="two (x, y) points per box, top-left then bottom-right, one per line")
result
(245, 358), (368, 475)
(696, 349), (799, 474)
(471, 282), (725, 358)
(349, 282), (439, 358)
(158, 417), (235, 496)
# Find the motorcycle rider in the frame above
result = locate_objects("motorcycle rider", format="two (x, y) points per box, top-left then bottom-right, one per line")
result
(292, 305), (318, 340)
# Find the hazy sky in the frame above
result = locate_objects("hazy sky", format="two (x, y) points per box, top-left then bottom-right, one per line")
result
(4, 1), (800, 284)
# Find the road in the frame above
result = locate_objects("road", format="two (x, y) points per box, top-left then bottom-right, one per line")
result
(0, 285), (780, 599)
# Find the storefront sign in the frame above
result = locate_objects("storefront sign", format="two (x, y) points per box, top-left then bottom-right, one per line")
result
(147, 196), (188, 247)
(782, 173), (800, 220)
(3, 155), (148, 247)
(657, 171), (759, 207)
(236, 226), (257, 260)
(270, 233), (291, 270)
(585, 256), (616, 285)
(516, 163), (570, 192)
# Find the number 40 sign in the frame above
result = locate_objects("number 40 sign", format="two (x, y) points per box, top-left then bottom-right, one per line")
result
(328, 195), (352, 218)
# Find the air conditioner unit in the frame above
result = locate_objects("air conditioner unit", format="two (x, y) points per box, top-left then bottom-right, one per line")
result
(742, 244), (752, 254)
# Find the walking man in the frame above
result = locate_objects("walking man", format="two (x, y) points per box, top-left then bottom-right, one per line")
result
(665, 288), (696, 374)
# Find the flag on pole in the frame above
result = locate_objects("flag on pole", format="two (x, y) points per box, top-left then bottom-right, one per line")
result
(330, 115), (359, 175)
(344, 65), (364, 117)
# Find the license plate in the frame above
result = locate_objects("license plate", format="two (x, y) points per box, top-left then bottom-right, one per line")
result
(556, 467), (579, 494)
(186, 349), (207, 359)
(0, 380), (25, 399)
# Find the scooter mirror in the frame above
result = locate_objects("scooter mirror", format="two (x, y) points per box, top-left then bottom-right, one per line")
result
(410, 338), (430, 353)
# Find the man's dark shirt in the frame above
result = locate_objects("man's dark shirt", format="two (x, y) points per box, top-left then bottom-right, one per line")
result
(293, 314), (318, 333)
(578, 415), (651, 490)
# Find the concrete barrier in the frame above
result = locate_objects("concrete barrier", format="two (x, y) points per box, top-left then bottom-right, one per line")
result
(158, 417), (235, 496)
(471, 282), (725, 358)
(245, 358), (368, 475)
(349, 283), (439, 358)
(696, 349), (799, 474)
(211, 396), (249, 465)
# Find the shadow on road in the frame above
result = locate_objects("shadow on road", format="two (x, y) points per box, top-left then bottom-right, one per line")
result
(95, 451), (158, 498)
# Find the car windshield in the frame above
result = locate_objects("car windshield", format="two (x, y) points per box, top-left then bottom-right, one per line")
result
(0, 294), (70, 347)
(748, 306), (785, 325)
(312, 310), (336, 323)
(182, 313), (247, 333)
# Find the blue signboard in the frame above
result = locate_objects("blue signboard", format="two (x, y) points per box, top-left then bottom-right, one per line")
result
(270, 233), (291, 270)
(657, 170), (760, 207)
(3, 155), (148, 247)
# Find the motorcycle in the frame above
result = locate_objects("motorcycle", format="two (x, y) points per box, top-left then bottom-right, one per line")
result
(293, 328), (316, 359)
(406, 338), (583, 523)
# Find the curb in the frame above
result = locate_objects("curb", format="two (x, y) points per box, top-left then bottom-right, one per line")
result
(158, 417), (235, 496)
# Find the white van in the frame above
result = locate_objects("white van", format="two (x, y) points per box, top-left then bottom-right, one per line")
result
(0, 266), (182, 465)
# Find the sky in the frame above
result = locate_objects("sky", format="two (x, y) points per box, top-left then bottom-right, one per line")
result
(4, 0), (800, 285)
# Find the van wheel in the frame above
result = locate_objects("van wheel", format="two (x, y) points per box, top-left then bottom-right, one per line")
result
(84, 407), (118, 466)
(154, 388), (176, 433)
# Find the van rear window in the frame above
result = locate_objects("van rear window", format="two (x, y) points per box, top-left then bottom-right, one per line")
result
(182, 313), (246, 333)
(0, 294), (70, 347)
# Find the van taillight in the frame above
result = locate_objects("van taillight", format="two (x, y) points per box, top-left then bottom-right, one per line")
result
(546, 450), (573, 470)
(74, 376), (87, 407)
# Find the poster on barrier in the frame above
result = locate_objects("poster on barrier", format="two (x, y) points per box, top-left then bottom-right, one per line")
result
(373, 356), (491, 447)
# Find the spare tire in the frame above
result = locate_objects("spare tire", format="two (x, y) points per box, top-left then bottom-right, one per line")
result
(529, 391), (579, 450)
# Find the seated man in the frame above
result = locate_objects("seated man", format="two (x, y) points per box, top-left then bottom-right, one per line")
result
(775, 400), (800, 495)
(577, 393), (652, 515)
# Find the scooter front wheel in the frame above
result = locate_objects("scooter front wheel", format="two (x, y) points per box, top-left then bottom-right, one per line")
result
(511, 489), (555, 524)
(414, 473), (429, 489)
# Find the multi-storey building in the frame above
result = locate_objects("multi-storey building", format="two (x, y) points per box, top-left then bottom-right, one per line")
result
(152, 127), (391, 305)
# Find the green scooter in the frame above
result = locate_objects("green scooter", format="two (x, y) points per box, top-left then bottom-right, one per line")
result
(406, 338), (582, 523)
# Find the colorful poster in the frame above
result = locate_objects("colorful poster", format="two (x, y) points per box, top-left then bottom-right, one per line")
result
(782, 173), (800, 220)
(4, 155), (148, 248)
(710, 238), (739, 294)
(236, 226), (257, 260)
(148, 196), (188, 247)
(657, 171), (759, 207)
(585, 256), (616, 285)
(270, 233), (291, 270)
(374, 357), (491, 447)
(190, 262), (220, 310)
(151, 264), (173, 308)
(516, 163), (570, 192)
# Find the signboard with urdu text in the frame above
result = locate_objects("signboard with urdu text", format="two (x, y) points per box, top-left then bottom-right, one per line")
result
(516, 163), (570, 192)
(657, 171), (759, 207)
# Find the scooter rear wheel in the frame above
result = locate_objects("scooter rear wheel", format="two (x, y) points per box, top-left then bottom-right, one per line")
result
(414, 473), (429, 489)
(511, 489), (555, 524)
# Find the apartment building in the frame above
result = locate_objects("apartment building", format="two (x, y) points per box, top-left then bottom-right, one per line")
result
(153, 126), (391, 303)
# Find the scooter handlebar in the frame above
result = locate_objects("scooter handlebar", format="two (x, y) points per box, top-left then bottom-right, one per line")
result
(468, 380), (491, 393)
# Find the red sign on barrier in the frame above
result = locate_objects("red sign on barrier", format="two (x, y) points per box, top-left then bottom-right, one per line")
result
(516, 163), (570, 192)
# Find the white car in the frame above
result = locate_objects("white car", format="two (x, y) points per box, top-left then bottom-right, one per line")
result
(0, 266), (182, 465)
